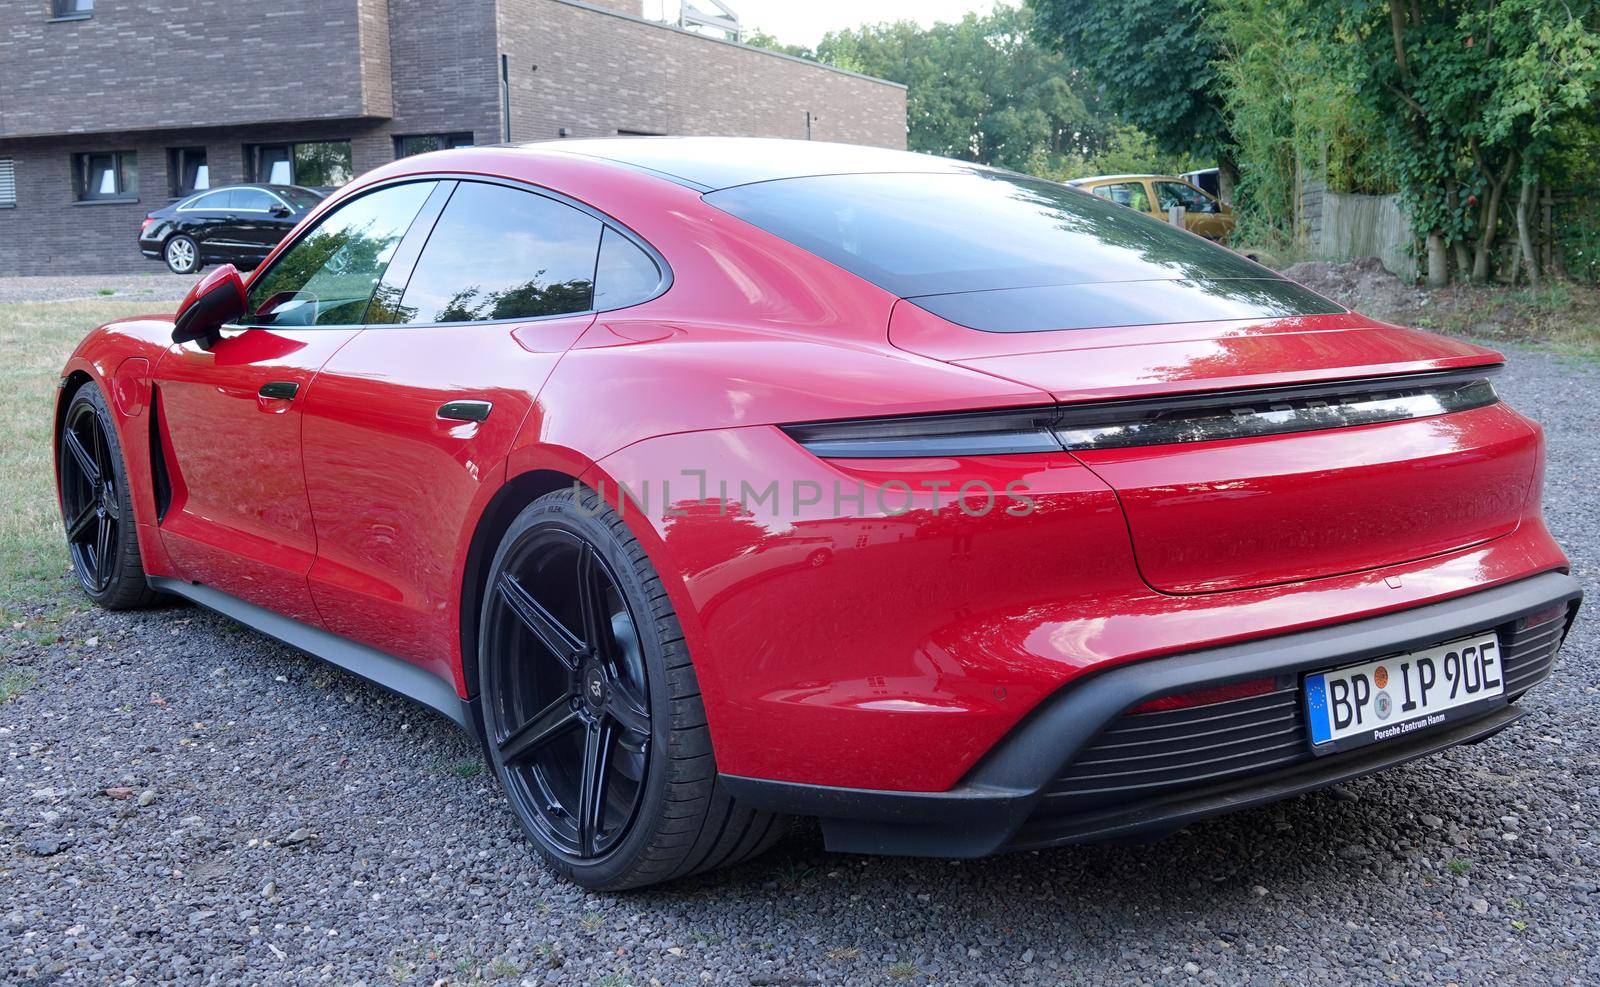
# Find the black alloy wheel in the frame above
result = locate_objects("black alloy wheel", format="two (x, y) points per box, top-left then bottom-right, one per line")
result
(60, 397), (120, 595)
(58, 384), (160, 609)
(485, 527), (653, 860)
(479, 489), (788, 890)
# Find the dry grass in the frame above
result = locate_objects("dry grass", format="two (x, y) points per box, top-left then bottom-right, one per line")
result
(0, 300), (157, 608)
(1411, 281), (1600, 358)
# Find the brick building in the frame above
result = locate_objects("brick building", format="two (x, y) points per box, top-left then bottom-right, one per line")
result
(0, 0), (907, 275)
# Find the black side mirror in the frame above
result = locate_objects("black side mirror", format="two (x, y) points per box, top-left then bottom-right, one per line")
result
(270, 204), (291, 218)
(172, 264), (247, 349)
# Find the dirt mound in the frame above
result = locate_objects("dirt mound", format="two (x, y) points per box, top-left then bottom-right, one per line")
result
(1281, 256), (1428, 322)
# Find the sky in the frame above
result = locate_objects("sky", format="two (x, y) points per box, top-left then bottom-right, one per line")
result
(643, 1), (1009, 49)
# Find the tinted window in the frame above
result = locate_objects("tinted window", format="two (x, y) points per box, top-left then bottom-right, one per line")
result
(233, 188), (278, 211)
(593, 227), (661, 309)
(186, 189), (232, 210)
(245, 181), (436, 327)
(277, 187), (324, 211)
(705, 170), (1342, 331)
(394, 183), (601, 324)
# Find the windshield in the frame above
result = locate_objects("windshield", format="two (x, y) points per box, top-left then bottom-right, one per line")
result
(705, 170), (1342, 331)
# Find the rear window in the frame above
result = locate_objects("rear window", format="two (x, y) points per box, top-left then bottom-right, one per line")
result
(705, 170), (1343, 332)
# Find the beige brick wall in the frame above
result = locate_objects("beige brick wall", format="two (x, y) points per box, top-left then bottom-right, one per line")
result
(496, 0), (907, 148)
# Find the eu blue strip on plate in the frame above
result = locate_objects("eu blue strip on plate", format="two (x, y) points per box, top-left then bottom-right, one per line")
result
(1305, 673), (1331, 745)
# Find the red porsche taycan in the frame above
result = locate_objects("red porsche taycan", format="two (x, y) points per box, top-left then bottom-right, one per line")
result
(55, 138), (1581, 889)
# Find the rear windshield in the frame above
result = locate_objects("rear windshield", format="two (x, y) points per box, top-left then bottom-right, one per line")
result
(705, 170), (1343, 332)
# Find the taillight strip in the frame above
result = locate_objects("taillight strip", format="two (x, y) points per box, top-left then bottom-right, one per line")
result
(781, 368), (1502, 458)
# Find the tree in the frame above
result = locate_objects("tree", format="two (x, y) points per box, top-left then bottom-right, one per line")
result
(1211, 0), (1386, 250)
(802, 6), (1116, 173)
(1326, 0), (1600, 284)
(1027, 0), (1232, 188)
(742, 29), (814, 60)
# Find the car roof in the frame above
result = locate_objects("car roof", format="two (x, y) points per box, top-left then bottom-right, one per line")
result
(526, 136), (974, 192)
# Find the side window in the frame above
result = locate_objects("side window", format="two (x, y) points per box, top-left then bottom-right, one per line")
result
(1101, 182), (1151, 211)
(394, 182), (601, 324)
(233, 188), (278, 211)
(244, 181), (436, 327)
(593, 227), (662, 310)
(185, 189), (232, 211)
(1155, 181), (1209, 212)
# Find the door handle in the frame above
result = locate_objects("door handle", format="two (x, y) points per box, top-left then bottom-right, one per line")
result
(437, 399), (492, 423)
(258, 381), (298, 400)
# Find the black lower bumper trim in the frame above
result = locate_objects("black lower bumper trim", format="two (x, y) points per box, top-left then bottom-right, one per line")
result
(723, 569), (1580, 857)
(1008, 703), (1521, 849)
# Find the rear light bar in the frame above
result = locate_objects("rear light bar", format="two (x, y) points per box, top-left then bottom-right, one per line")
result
(781, 368), (1501, 459)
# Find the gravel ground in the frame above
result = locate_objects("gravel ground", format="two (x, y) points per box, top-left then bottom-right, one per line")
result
(0, 274), (196, 305)
(2, 346), (1597, 986)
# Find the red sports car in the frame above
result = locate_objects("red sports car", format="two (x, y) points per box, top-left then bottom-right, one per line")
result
(55, 138), (1581, 890)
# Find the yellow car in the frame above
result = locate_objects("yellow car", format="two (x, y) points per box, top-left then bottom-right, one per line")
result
(1067, 174), (1235, 241)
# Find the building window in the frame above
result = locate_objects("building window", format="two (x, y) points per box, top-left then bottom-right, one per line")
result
(73, 151), (137, 202)
(394, 133), (474, 158)
(245, 140), (353, 189)
(0, 160), (15, 208)
(168, 147), (209, 198)
(51, 0), (93, 18)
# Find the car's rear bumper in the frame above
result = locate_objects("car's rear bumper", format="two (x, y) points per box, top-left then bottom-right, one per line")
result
(722, 569), (1581, 857)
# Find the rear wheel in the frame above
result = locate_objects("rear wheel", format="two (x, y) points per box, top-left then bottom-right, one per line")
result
(163, 235), (201, 275)
(478, 487), (788, 890)
(57, 384), (160, 609)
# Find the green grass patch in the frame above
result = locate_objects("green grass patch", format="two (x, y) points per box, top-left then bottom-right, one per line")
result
(0, 667), (38, 702)
(0, 300), (160, 609)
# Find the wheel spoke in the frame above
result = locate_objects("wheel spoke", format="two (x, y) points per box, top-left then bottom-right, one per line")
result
(64, 501), (97, 541)
(577, 722), (614, 856)
(575, 546), (612, 664)
(496, 572), (583, 670)
(64, 429), (100, 487)
(499, 693), (581, 765)
(604, 692), (650, 737)
(90, 419), (111, 481)
(93, 516), (113, 585)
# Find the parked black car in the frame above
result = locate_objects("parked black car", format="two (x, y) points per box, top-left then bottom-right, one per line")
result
(139, 184), (324, 274)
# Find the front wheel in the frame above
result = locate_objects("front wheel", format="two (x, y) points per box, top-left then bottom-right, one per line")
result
(57, 384), (161, 609)
(163, 235), (201, 275)
(478, 487), (787, 890)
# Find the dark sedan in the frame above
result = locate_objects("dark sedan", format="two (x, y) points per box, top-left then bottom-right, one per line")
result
(139, 184), (324, 274)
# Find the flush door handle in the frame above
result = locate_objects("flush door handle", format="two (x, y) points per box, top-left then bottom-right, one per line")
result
(258, 381), (298, 400)
(438, 399), (493, 423)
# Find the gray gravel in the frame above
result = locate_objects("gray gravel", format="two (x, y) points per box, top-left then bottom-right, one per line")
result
(0, 273), (196, 305)
(3, 345), (1597, 985)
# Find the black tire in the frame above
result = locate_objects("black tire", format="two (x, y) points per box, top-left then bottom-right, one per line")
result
(478, 487), (788, 890)
(57, 383), (161, 610)
(163, 234), (201, 275)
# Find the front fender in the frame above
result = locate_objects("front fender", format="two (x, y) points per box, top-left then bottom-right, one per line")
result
(57, 318), (182, 578)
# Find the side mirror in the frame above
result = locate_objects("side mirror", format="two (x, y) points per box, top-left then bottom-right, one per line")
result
(270, 204), (291, 218)
(172, 264), (247, 349)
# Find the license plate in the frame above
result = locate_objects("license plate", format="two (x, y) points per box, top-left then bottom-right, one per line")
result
(1303, 632), (1504, 753)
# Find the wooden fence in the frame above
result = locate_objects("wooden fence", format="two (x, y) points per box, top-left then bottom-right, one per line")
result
(1299, 180), (1418, 280)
